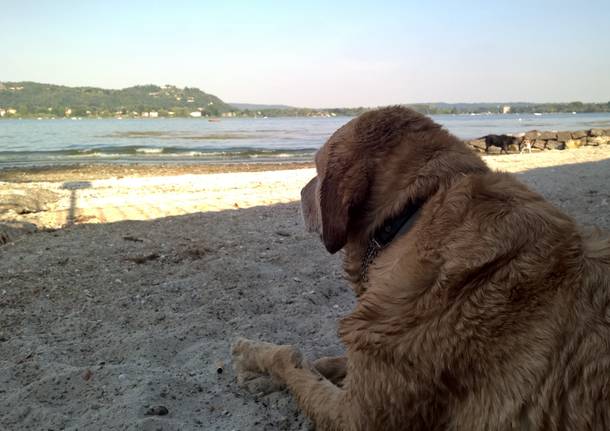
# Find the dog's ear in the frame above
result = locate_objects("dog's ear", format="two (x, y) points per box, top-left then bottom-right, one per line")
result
(319, 155), (369, 254)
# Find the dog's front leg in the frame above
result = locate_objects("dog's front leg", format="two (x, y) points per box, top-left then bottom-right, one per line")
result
(313, 356), (347, 386)
(233, 338), (353, 431)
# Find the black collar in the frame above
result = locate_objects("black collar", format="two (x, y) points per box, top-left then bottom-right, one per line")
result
(359, 198), (424, 283)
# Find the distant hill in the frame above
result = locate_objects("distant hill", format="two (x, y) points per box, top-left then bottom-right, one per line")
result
(1, 81), (608, 118)
(0, 82), (234, 117)
(229, 102), (295, 111)
(403, 102), (610, 115)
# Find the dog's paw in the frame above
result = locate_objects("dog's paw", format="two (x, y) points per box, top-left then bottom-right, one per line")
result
(232, 337), (303, 385)
(232, 337), (273, 378)
(242, 375), (286, 395)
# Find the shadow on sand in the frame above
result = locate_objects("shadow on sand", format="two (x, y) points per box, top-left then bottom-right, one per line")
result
(60, 180), (92, 226)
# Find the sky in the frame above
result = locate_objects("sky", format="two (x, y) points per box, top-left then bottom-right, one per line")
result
(1, 0), (609, 107)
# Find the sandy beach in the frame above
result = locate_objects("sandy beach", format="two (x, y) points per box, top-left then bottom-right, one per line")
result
(1, 147), (610, 231)
(1, 147), (610, 430)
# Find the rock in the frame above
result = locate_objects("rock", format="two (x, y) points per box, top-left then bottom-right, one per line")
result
(0, 194), (43, 214)
(589, 128), (604, 137)
(533, 140), (546, 150)
(0, 189), (60, 214)
(585, 137), (600, 146)
(524, 130), (540, 140)
(125, 253), (160, 264)
(546, 140), (565, 150)
(82, 369), (93, 381)
(486, 146), (502, 154)
(571, 130), (587, 139)
(468, 139), (487, 152)
(508, 144), (520, 153)
(0, 222), (37, 245)
(565, 139), (582, 149)
(538, 131), (557, 140)
(556, 131), (572, 142)
(587, 136), (610, 146)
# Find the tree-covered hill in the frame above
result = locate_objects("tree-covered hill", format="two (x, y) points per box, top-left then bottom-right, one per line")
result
(1, 81), (608, 118)
(0, 82), (233, 117)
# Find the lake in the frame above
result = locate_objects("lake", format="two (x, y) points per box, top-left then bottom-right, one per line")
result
(1, 113), (609, 168)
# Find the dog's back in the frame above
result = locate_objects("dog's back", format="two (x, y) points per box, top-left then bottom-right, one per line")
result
(341, 170), (610, 430)
(470, 175), (609, 428)
(436, 173), (610, 429)
(539, 231), (610, 427)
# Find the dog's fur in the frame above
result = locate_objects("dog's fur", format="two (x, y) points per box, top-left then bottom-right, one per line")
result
(233, 107), (610, 430)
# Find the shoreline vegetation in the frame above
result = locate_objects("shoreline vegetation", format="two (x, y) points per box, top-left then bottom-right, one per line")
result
(2, 81), (610, 120)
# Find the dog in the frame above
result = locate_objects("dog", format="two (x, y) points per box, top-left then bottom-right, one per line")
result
(485, 134), (518, 154)
(521, 140), (533, 154)
(233, 107), (610, 430)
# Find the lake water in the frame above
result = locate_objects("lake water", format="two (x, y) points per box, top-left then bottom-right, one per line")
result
(1, 113), (609, 168)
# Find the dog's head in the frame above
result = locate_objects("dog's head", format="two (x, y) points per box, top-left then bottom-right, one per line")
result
(301, 106), (487, 254)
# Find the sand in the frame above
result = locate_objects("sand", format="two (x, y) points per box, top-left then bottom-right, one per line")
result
(0, 167), (317, 229)
(1, 147), (610, 430)
(1, 147), (610, 230)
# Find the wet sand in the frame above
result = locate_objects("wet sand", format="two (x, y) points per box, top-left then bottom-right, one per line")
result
(0, 162), (315, 183)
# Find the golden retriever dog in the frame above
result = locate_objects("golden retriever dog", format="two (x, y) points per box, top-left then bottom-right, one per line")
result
(232, 107), (610, 430)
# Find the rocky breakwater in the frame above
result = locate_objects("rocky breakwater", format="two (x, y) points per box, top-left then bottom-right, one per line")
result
(467, 128), (610, 154)
(0, 188), (60, 245)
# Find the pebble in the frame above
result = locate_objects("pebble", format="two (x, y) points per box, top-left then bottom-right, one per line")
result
(82, 369), (93, 381)
(145, 405), (169, 416)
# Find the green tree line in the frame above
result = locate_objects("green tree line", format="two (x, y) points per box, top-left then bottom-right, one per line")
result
(1, 82), (609, 118)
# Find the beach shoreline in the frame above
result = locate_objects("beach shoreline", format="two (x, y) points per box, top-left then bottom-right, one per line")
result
(1, 146), (610, 232)
(0, 161), (315, 183)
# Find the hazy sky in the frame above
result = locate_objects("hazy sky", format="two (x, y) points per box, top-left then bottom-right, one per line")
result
(1, 0), (609, 107)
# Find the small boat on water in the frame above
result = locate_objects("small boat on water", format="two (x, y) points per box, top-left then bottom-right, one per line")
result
(208, 118), (221, 122)
(533, 112), (542, 116)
